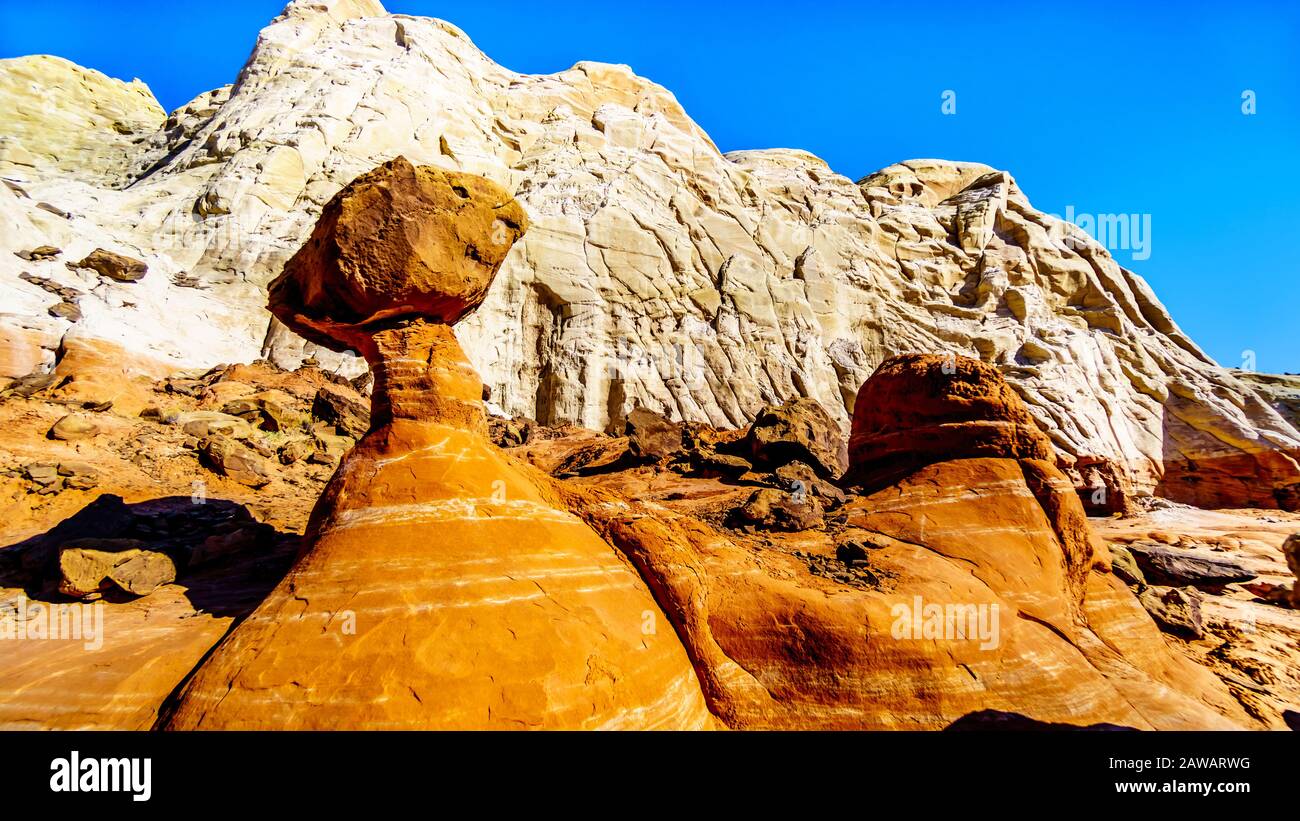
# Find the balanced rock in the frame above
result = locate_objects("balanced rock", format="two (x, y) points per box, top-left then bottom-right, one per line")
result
(164, 160), (710, 730)
(267, 155), (528, 354)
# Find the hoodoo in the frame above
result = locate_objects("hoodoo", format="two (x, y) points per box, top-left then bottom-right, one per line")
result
(555, 353), (1253, 729)
(162, 158), (712, 729)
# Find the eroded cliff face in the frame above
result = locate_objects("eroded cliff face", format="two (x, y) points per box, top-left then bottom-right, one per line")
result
(1, 0), (1297, 508)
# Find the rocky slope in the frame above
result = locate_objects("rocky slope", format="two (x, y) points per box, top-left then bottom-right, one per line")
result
(1, 0), (1297, 511)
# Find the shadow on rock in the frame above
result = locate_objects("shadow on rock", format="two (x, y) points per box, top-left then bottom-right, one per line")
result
(944, 710), (1140, 732)
(0, 493), (299, 618)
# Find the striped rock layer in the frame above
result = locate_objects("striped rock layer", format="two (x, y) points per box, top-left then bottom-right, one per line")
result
(558, 359), (1252, 729)
(163, 318), (712, 729)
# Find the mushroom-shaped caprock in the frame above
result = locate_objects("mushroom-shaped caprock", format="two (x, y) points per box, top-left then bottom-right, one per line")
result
(268, 155), (527, 354)
(267, 156), (528, 430)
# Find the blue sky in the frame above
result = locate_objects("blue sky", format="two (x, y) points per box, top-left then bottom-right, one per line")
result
(2, 0), (1297, 372)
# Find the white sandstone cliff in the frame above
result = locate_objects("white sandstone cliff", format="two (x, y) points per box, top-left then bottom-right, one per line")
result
(1, 0), (1297, 508)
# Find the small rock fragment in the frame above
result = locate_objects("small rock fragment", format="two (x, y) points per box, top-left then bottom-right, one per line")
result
(49, 414), (100, 441)
(71, 248), (148, 282)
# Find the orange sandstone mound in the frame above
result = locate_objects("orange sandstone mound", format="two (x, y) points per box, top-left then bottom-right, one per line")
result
(845, 353), (1054, 489)
(161, 158), (712, 729)
(558, 354), (1252, 728)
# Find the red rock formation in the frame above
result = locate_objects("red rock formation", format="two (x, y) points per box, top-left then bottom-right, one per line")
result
(845, 353), (1054, 489)
(561, 354), (1252, 728)
(162, 159), (712, 729)
(153, 174), (1258, 730)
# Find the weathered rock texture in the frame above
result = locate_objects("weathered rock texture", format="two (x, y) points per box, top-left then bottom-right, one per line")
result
(846, 354), (1054, 488)
(162, 161), (712, 729)
(555, 354), (1253, 728)
(1, 0), (1297, 510)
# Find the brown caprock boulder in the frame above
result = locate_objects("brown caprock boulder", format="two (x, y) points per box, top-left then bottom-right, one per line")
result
(162, 157), (712, 729)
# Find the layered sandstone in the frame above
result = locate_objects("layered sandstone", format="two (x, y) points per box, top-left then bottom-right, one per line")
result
(0, 0), (1296, 510)
(162, 160), (712, 729)
(845, 354), (1054, 489)
(2, 337), (1286, 728)
(556, 354), (1251, 728)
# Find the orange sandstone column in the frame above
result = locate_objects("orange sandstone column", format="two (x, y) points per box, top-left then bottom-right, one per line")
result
(162, 157), (711, 730)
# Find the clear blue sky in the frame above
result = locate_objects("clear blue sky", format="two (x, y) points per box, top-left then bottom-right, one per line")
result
(2, 0), (1297, 373)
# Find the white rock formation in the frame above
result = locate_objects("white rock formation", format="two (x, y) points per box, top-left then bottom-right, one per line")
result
(1, 0), (1297, 507)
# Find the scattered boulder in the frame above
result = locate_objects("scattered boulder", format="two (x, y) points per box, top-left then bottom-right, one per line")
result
(308, 433), (351, 465)
(48, 301), (81, 321)
(222, 393), (305, 433)
(774, 460), (846, 506)
(163, 376), (207, 397)
(833, 530), (892, 566)
(23, 462), (60, 487)
(311, 385), (370, 437)
(189, 522), (275, 568)
(1127, 542), (1256, 587)
(746, 397), (847, 479)
(200, 434), (274, 487)
(49, 414), (100, 440)
(732, 487), (824, 532)
(58, 538), (177, 599)
(688, 448), (752, 478)
(15, 245), (60, 261)
(625, 406), (684, 461)
(176, 411), (253, 440)
(71, 248), (148, 282)
(1107, 543), (1146, 586)
(1137, 586), (1204, 639)
(2, 372), (63, 398)
(57, 461), (99, 490)
(488, 415), (530, 448)
(277, 436), (316, 465)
